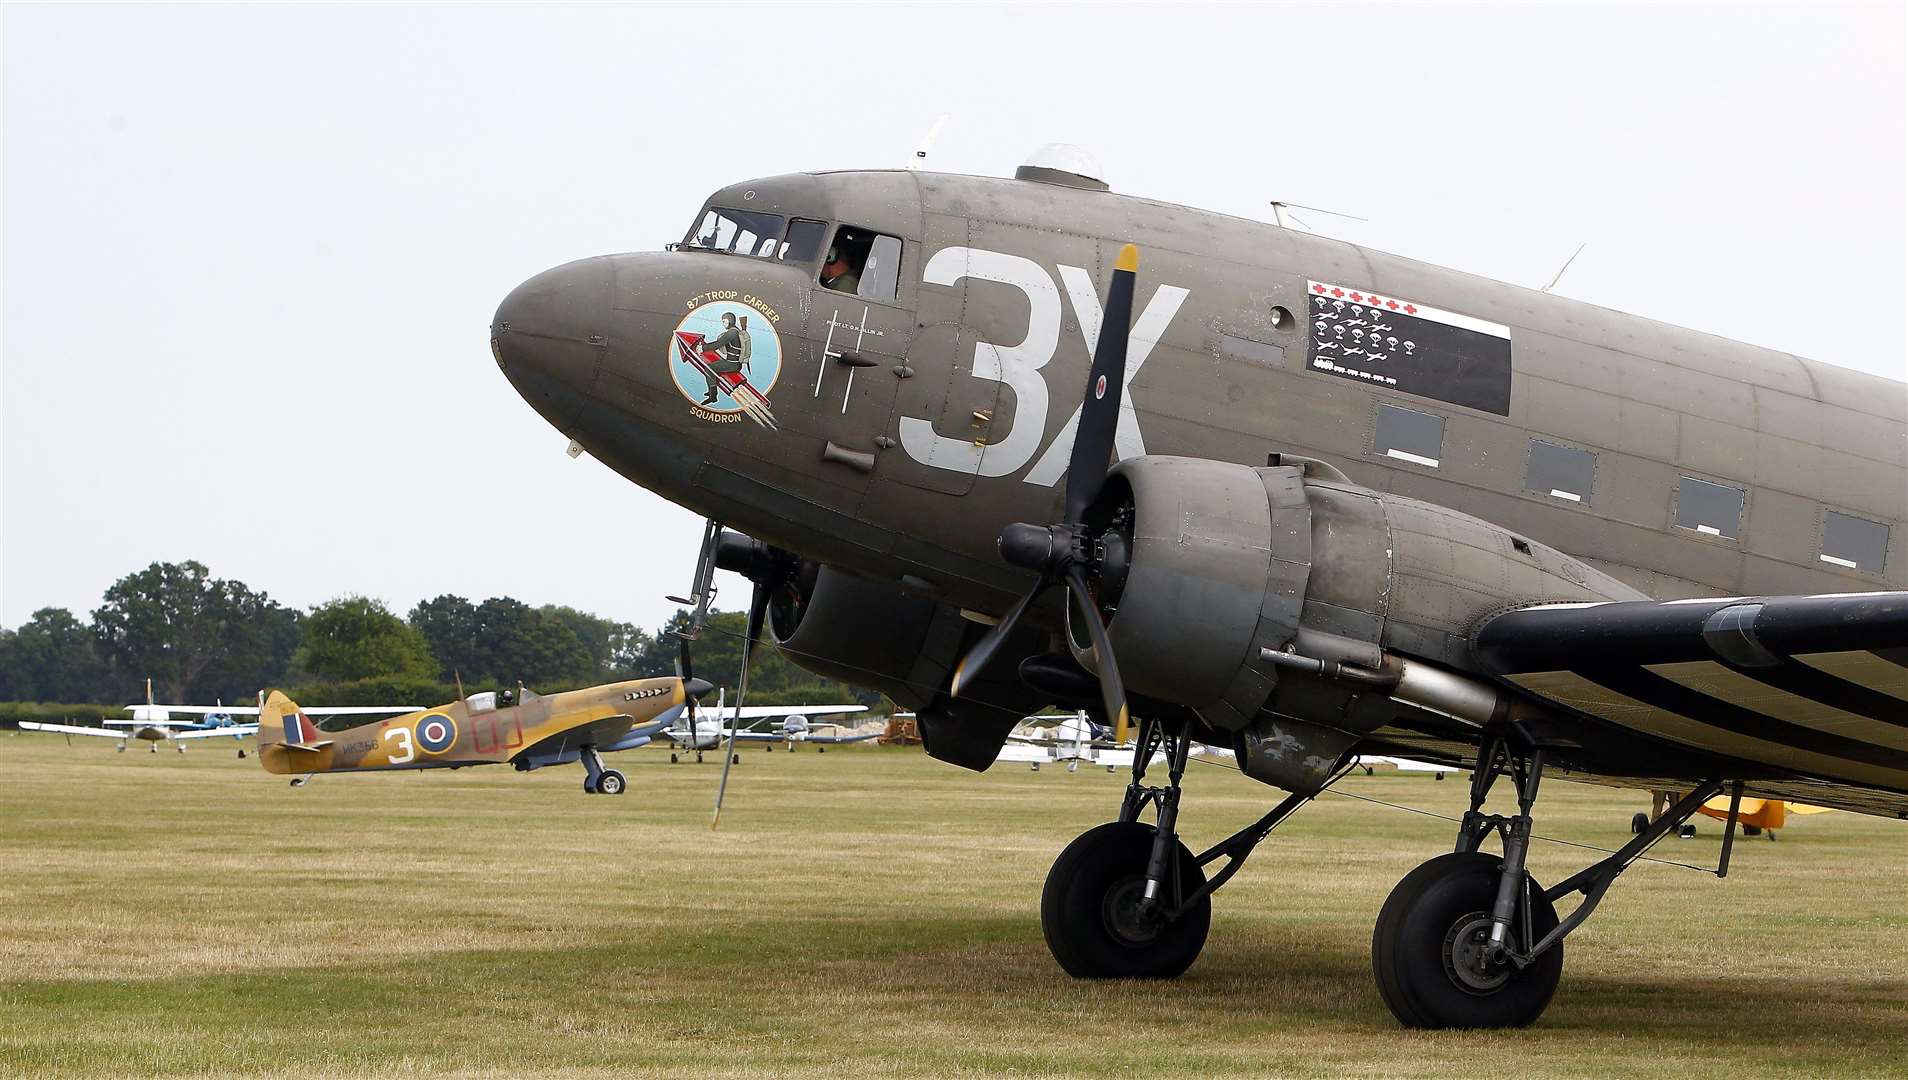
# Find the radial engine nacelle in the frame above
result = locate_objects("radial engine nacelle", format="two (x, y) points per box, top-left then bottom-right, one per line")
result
(1067, 456), (1644, 792)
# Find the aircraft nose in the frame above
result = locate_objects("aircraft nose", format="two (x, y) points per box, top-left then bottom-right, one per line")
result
(685, 678), (715, 700)
(491, 257), (613, 429)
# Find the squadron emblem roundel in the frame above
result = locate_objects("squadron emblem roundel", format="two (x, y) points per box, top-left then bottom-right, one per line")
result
(667, 295), (783, 430)
(416, 713), (457, 755)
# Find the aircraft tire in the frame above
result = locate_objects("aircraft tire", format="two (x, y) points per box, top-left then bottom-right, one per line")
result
(1041, 821), (1209, 980)
(670, 753), (679, 764)
(597, 770), (626, 796)
(1630, 812), (1649, 834)
(1372, 851), (1562, 1029)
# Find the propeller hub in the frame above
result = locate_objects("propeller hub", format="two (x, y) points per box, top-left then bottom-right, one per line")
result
(999, 522), (1066, 574)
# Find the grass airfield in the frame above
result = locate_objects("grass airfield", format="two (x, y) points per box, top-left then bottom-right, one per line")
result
(1, 735), (1903, 1079)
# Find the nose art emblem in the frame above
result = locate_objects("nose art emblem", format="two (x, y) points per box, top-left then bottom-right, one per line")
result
(668, 294), (783, 430)
(1094, 374), (1107, 400)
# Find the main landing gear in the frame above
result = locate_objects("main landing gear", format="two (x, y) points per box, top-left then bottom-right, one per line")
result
(579, 747), (626, 796)
(1040, 721), (1744, 1029)
(1373, 736), (1736, 1028)
(1041, 718), (1317, 980)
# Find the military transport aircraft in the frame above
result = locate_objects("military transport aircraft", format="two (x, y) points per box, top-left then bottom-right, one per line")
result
(257, 676), (715, 795)
(489, 147), (1906, 1029)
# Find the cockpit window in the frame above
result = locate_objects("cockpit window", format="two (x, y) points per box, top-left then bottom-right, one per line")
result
(821, 225), (903, 301)
(686, 208), (785, 258)
(782, 218), (827, 263)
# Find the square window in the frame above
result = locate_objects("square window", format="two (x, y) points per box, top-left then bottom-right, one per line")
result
(1822, 511), (1889, 573)
(1526, 440), (1596, 503)
(1674, 476), (1745, 540)
(780, 218), (827, 264)
(1376, 403), (1445, 468)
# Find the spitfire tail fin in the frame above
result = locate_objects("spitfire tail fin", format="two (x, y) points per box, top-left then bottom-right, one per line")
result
(256, 691), (333, 774)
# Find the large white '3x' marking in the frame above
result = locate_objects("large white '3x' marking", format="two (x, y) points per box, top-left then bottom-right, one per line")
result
(898, 246), (1190, 484)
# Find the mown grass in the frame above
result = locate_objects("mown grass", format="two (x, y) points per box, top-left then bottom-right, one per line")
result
(1, 734), (1903, 1078)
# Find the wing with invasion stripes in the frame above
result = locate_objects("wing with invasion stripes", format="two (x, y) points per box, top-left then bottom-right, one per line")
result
(1471, 592), (1908, 816)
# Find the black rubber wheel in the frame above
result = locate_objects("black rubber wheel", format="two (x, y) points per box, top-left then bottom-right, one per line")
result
(1742, 824), (1762, 836)
(669, 753), (679, 764)
(597, 770), (626, 796)
(1372, 851), (1563, 1029)
(1041, 821), (1211, 980)
(1630, 812), (1649, 835)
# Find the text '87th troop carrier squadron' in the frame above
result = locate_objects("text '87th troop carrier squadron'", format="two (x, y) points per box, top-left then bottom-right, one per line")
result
(489, 147), (1906, 1029)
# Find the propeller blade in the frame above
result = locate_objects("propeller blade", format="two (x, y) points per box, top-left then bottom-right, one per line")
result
(675, 635), (697, 722)
(713, 579), (772, 830)
(949, 576), (1053, 700)
(744, 578), (771, 662)
(1063, 567), (1129, 745)
(1063, 243), (1139, 524)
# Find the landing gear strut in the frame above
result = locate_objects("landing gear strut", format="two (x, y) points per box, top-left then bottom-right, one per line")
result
(1373, 735), (1734, 1028)
(579, 747), (625, 796)
(1041, 717), (1324, 980)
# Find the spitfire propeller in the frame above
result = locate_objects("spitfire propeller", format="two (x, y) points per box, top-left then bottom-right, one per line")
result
(950, 243), (1140, 742)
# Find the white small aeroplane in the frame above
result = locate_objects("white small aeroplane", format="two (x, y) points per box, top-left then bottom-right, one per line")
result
(15, 680), (416, 755)
(660, 701), (869, 762)
(996, 712), (1175, 773)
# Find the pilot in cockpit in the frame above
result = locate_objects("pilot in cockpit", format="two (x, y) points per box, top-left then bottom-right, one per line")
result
(820, 245), (860, 294)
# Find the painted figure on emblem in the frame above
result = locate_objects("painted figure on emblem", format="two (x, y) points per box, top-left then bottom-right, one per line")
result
(699, 311), (746, 404)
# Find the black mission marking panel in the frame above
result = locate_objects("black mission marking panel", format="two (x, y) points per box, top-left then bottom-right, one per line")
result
(1306, 281), (1513, 415)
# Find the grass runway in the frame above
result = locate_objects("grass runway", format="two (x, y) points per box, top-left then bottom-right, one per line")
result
(1, 734), (1904, 1078)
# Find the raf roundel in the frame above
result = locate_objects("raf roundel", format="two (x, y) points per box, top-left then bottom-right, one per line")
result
(415, 713), (457, 755)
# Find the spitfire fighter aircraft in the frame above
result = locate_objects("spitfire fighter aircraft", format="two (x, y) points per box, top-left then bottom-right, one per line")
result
(257, 676), (714, 795)
(491, 147), (1906, 1028)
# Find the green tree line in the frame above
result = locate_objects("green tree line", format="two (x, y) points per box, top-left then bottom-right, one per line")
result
(0, 560), (877, 712)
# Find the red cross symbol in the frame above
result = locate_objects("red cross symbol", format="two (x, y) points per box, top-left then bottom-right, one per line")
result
(1330, 287), (1344, 298)
(1386, 300), (1399, 310)
(1404, 304), (1417, 314)
(1312, 283), (1326, 293)
(1350, 292), (1363, 302)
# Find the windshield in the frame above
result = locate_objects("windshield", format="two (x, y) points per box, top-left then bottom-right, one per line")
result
(685, 208), (785, 258)
(683, 209), (831, 264)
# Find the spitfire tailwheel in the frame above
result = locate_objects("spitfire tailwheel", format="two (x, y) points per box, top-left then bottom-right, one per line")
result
(1042, 821), (1210, 979)
(1372, 851), (1562, 1029)
(597, 770), (626, 796)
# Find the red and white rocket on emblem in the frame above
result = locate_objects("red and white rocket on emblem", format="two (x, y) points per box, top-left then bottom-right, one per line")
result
(675, 330), (779, 430)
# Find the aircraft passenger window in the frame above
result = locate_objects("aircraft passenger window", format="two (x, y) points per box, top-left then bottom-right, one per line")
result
(781, 218), (827, 263)
(1821, 511), (1889, 573)
(1375, 403), (1445, 468)
(685, 208), (786, 258)
(1673, 477), (1745, 539)
(1525, 440), (1596, 503)
(821, 226), (903, 301)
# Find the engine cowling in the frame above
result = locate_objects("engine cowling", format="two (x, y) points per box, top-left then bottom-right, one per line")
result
(1069, 456), (1644, 791)
(771, 564), (1046, 770)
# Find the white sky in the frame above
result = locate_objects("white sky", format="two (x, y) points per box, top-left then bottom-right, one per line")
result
(3, 2), (1903, 630)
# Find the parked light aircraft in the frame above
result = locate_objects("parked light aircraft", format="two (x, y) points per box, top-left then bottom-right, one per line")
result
(257, 677), (714, 795)
(657, 703), (869, 761)
(491, 147), (1906, 1028)
(14, 680), (403, 754)
(1632, 790), (1833, 839)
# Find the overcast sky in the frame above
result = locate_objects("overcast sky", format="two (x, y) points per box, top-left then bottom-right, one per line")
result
(3, 2), (1903, 631)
